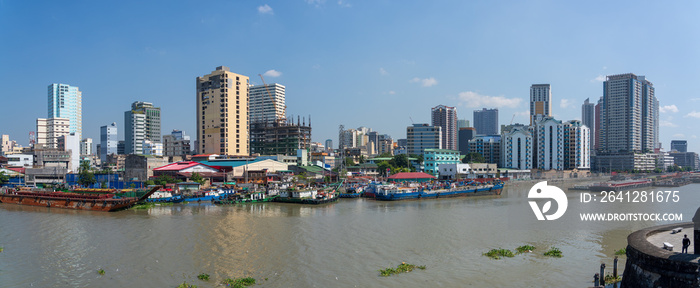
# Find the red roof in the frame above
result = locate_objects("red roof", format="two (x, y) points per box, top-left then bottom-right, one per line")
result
(6, 167), (26, 174)
(153, 161), (214, 172)
(387, 172), (436, 180)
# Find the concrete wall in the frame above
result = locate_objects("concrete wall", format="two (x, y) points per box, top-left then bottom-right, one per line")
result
(622, 222), (700, 288)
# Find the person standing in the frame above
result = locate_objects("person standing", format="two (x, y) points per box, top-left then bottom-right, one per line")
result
(682, 234), (691, 253)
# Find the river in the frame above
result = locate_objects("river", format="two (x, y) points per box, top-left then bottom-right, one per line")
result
(1, 181), (698, 287)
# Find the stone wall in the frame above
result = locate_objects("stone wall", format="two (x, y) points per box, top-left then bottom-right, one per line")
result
(622, 222), (700, 288)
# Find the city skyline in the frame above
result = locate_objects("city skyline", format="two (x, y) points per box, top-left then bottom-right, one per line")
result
(1, 1), (699, 154)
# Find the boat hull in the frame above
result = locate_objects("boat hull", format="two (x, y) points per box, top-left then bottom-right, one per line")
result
(0, 193), (137, 212)
(375, 184), (503, 201)
(274, 196), (339, 204)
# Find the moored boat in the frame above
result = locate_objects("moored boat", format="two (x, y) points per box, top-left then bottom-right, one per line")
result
(375, 180), (503, 201)
(146, 190), (184, 203)
(182, 187), (235, 202)
(274, 188), (338, 204)
(0, 186), (160, 212)
(214, 192), (278, 204)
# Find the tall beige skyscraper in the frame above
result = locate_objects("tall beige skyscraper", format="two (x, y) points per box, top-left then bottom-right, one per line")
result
(530, 84), (552, 125)
(196, 66), (249, 156)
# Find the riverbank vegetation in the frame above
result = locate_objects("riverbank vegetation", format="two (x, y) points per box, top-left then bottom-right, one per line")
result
(97, 269), (105, 275)
(604, 273), (622, 284)
(197, 273), (209, 281)
(615, 248), (626, 255)
(379, 262), (426, 277)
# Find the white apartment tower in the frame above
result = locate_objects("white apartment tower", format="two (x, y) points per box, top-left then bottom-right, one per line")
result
(599, 73), (658, 153)
(500, 124), (533, 169)
(535, 117), (564, 170)
(530, 84), (552, 125)
(563, 120), (590, 169)
(249, 83), (286, 124)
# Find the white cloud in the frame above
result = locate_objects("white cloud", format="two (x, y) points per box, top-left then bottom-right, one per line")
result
(660, 119), (678, 127)
(692, 135), (698, 139)
(312, 64), (321, 70)
(379, 68), (388, 76)
(659, 105), (679, 113)
(306, 0), (325, 7)
(684, 111), (700, 119)
(591, 75), (606, 83)
(691, 98), (700, 102)
(560, 99), (571, 109)
(410, 77), (438, 87)
(457, 91), (522, 108)
(263, 69), (281, 78)
(337, 0), (351, 7)
(257, 4), (273, 14)
(388, 91), (395, 95)
(673, 133), (686, 138)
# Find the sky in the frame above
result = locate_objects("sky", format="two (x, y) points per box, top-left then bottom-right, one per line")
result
(1, 0), (699, 153)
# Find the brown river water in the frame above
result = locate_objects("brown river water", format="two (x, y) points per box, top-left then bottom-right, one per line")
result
(1, 181), (698, 287)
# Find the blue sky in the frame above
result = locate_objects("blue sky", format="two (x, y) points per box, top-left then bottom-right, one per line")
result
(1, 0), (699, 153)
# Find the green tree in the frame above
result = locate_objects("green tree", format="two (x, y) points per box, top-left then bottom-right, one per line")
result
(390, 154), (409, 169)
(190, 172), (205, 185)
(155, 174), (178, 186)
(0, 171), (9, 185)
(78, 160), (97, 187)
(144, 180), (156, 186)
(462, 152), (486, 163)
(377, 161), (392, 177)
(358, 155), (366, 164)
(345, 157), (355, 167)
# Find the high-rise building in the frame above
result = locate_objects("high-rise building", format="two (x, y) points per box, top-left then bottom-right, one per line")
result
(457, 119), (470, 129)
(458, 127), (476, 156)
(124, 101), (160, 155)
(325, 139), (333, 152)
(36, 117), (70, 149)
(500, 124), (533, 169)
(249, 83), (285, 124)
(431, 105), (458, 150)
(468, 135), (501, 164)
(80, 138), (93, 155)
(671, 140), (687, 152)
(100, 123), (118, 162)
(197, 66), (249, 156)
(599, 73), (658, 153)
(163, 130), (191, 158)
(117, 140), (125, 155)
(530, 84), (552, 125)
(594, 97), (602, 151)
(534, 117), (564, 170)
(563, 120), (590, 170)
(473, 108), (499, 135)
(48, 83), (82, 138)
(582, 98), (595, 151)
(407, 124), (441, 155)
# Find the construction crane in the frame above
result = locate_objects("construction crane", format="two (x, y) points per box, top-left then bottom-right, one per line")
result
(510, 113), (516, 125)
(258, 74), (286, 123)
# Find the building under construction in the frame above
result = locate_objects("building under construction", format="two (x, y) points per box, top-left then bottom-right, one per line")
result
(250, 116), (312, 156)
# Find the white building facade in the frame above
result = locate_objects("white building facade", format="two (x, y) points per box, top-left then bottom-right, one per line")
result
(500, 124), (533, 170)
(563, 120), (590, 169)
(249, 83), (286, 123)
(535, 117), (564, 170)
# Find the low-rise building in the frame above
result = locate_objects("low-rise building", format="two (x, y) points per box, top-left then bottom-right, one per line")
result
(438, 163), (498, 179)
(347, 163), (378, 176)
(5, 154), (33, 167)
(423, 149), (460, 176)
(124, 155), (169, 181)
